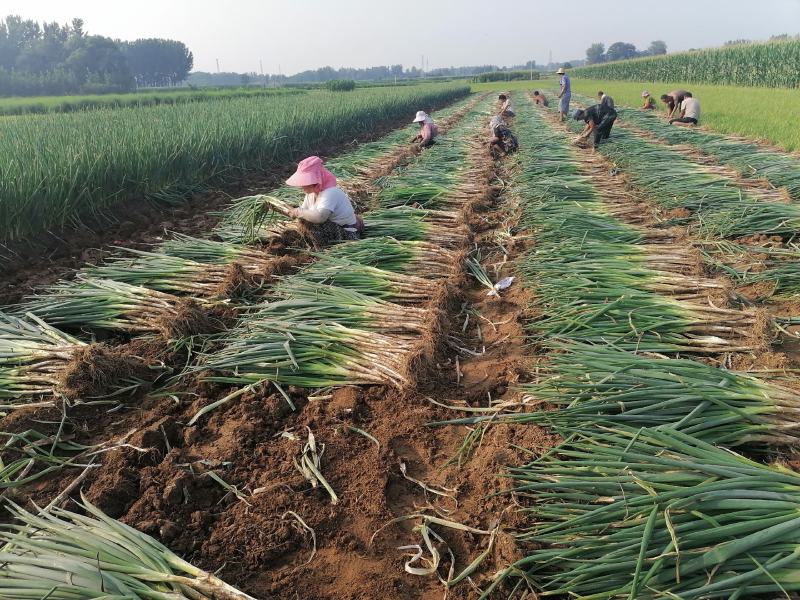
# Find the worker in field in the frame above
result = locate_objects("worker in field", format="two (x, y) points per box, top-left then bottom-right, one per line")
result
(532, 90), (549, 107)
(641, 91), (656, 110)
(286, 156), (363, 244)
(498, 94), (515, 117)
(574, 102), (617, 148)
(597, 91), (615, 112)
(670, 93), (701, 126)
(489, 116), (518, 157)
(556, 67), (571, 121)
(660, 89), (691, 119)
(410, 111), (438, 148)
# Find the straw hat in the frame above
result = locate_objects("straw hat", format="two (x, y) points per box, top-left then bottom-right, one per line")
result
(412, 110), (429, 123)
(641, 90), (650, 97)
(556, 67), (566, 74)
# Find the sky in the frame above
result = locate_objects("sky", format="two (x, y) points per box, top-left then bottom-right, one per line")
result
(4, 0), (800, 74)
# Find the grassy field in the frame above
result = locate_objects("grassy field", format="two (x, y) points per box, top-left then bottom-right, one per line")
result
(0, 86), (302, 116)
(0, 83), (469, 244)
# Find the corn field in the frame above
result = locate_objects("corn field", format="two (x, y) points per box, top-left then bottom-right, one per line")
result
(571, 39), (800, 87)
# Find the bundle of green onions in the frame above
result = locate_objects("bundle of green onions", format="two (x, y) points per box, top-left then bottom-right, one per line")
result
(203, 318), (413, 388)
(83, 248), (268, 296)
(486, 426), (800, 599)
(286, 255), (440, 304)
(213, 193), (293, 244)
(0, 495), (255, 599)
(324, 237), (458, 278)
(159, 232), (270, 265)
(363, 207), (466, 246)
(0, 312), (83, 401)
(509, 342), (800, 448)
(259, 280), (431, 335)
(19, 277), (219, 337)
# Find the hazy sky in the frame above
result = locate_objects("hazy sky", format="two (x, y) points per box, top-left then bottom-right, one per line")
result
(5, 0), (800, 74)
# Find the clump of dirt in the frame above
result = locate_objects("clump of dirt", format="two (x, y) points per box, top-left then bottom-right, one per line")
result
(57, 343), (152, 399)
(154, 299), (233, 339)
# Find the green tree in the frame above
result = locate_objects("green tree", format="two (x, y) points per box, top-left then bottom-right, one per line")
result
(606, 42), (637, 61)
(586, 43), (605, 64)
(647, 40), (667, 55)
(120, 38), (193, 87)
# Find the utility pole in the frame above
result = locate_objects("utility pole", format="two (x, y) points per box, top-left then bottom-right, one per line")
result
(259, 59), (265, 87)
(216, 58), (220, 73)
(421, 54), (424, 78)
(530, 59), (534, 80)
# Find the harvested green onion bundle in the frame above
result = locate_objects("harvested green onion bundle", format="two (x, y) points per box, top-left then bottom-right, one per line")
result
(0, 312), (83, 401)
(487, 426), (800, 600)
(19, 277), (221, 338)
(203, 319), (413, 388)
(159, 233), (270, 265)
(0, 495), (255, 599)
(0, 311), (148, 404)
(324, 237), (458, 278)
(288, 255), (440, 304)
(512, 342), (800, 448)
(83, 248), (268, 297)
(364, 207), (466, 246)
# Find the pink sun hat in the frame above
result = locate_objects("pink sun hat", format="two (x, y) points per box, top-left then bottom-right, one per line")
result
(285, 156), (337, 189)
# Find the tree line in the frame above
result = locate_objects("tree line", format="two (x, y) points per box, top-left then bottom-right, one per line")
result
(585, 40), (667, 64)
(0, 15), (193, 96)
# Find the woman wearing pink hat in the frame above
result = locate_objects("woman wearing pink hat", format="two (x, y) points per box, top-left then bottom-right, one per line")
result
(285, 156), (362, 245)
(410, 110), (438, 148)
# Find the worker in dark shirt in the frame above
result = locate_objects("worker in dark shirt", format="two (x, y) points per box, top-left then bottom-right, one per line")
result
(574, 103), (617, 148)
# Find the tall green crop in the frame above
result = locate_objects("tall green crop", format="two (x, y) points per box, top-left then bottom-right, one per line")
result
(571, 39), (800, 87)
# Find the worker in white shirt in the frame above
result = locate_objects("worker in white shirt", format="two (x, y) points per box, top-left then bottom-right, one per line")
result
(286, 156), (362, 244)
(498, 94), (515, 117)
(669, 93), (701, 126)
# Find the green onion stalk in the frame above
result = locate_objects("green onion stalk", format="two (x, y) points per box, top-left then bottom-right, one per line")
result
(363, 207), (467, 246)
(202, 319), (413, 388)
(484, 426), (800, 600)
(0, 495), (256, 599)
(18, 277), (220, 337)
(0, 428), (91, 490)
(261, 280), (432, 335)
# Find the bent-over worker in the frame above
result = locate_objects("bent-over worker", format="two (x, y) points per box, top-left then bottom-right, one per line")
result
(411, 111), (438, 148)
(498, 94), (515, 117)
(489, 116), (518, 157)
(641, 90), (656, 110)
(556, 67), (571, 121)
(532, 90), (549, 107)
(286, 156), (363, 245)
(660, 89), (690, 119)
(574, 103), (617, 148)
(670, 93), (701, 126)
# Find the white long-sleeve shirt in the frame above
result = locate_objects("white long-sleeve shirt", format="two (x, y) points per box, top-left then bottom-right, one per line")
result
(297, 186), (356, 225)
